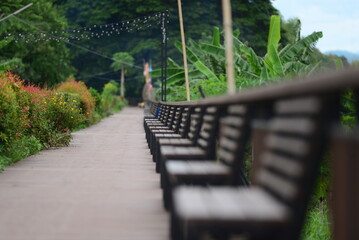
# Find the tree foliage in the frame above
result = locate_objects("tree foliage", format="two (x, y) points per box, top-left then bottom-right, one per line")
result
(0, 0), (75, 86)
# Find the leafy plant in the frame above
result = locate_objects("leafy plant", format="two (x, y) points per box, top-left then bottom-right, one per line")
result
(101, 80), (127, 115)
(156, 16), (323, 101)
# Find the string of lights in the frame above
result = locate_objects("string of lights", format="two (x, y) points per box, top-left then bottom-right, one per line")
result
(3, 12), (168, 44)
(11, 15), (147, 69)
(2, 11), (169, 72)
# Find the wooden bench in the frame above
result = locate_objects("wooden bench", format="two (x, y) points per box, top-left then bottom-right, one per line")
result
(159, 106), (223, 189)
(155, 107), (205, 173)
(149, 106), (183, 157)
(170, 95), (332, 240)
(152, 106), (192, 167)
(162, 104), (252, 210)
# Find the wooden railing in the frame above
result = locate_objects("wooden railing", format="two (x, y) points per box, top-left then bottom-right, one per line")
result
(144, 69), (359, 240)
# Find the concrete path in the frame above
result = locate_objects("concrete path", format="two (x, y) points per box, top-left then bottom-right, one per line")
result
(0, 107), (168, 240)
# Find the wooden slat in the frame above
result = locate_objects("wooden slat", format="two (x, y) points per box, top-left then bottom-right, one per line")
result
(201, 123), (213, 131)
(265, 134), (309, 157)
(206, 107), (218, 114)
(227, 104), (247, 115)
(188, 132), (195, 140)
(275, 97), (321, 114)
(271, 117), (315, 135)
(219, 137), (237, 152)
(220, 116), (244, 127)
(190, 126), (197, 133)
(199, 131), (210, 140)
(220, 125), (241, 139)
(197, 138), (209, 149)
(261, 152), (303, 179)
(194, 107), (202, 113)
(203, 115), (215, 122)
(257, 168), (298, 201)
(218, 148), (235, 163)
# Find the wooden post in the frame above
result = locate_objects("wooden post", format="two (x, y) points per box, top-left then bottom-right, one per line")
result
(177, 0), (191, 101)
(222, 0), (236, 94)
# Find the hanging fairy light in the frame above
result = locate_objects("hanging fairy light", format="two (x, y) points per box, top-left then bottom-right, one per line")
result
(3, 11), (167, 43)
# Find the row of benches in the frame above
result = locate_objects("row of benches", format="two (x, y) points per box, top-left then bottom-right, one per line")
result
(143, 69), (359, 240)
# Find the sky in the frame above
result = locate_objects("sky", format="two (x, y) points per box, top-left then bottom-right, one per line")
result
(272, 0), (359, 53)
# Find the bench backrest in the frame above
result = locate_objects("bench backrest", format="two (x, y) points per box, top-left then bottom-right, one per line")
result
(254, 95), (331, 239)
(171, 107), (183, 133)
(178, 107), (191, 138)
(151, 102), (158, 116)
(188, 107), (205, 144)
(195, 106), (223, 159)
(217, 104), (252, 185)
(164, 106), (176, 129)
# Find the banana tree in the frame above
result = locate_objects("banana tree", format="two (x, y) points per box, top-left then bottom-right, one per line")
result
(235, 15), (323, 82)
(156, 15), (323, 100)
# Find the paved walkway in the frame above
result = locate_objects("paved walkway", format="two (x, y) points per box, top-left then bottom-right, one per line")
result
(0, 107), (168, 240)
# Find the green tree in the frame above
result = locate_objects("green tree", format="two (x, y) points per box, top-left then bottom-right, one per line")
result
(110, 52), (134, 98)
(0, 0), (74, 86)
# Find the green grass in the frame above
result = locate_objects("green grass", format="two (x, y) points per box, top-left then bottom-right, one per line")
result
(301, 201), (331, 240)
(0, 136), (43, 171)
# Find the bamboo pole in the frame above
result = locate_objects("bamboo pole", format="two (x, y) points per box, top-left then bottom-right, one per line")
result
(177, 0), (191, 101)
(222, 0), (236, 94)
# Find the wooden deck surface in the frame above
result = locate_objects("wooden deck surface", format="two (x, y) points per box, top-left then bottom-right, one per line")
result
(0, 107), (169, 240)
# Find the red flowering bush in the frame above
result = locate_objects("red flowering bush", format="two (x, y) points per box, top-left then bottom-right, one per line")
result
(0, 72), (29, 144)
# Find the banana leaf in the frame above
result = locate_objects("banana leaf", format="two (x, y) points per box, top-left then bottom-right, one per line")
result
(151, 67), (183, 78)
(264, 44), (284, 77)
(167, 57), (180, 68)
(166, 69), (203, 86)
(212, 27), (220, 47)
(260, 67), (270, 81)
(234, 54), (251, 72)
(194, 61), (220, 81)
(267, 15), (281, 53)
(236, 67), (260, 80)
(188, 39), (204, 57)
(199, 43), (225, 59)
(279, 31), (323, 63)
(174, 41), (199, 63)
(233, 36), (262, 74)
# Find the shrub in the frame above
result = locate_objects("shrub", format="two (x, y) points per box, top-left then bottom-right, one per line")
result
(46, 92), (86, 130)
(56, 77), (96, 118)
(23, 85), (53, 146)
(101, 80), (126, 115)
(0, 72), (29, 145)
(88, 87), (103, 124)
